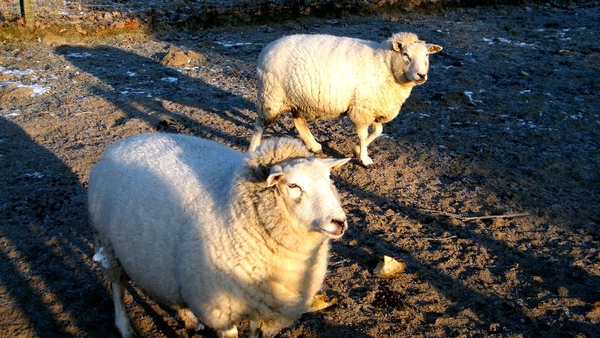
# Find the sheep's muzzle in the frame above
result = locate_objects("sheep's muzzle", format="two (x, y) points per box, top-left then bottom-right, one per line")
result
(321, 219), (347, 239)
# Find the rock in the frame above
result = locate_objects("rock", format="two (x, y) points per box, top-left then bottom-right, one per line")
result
(0, 84), (34, 99)
(161, 51), (206, 67)
(374, 255), (406, 278)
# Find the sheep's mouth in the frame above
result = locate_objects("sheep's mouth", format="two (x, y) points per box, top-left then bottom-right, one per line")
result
(320, 219), (347, 239)
(414, 78), (427, 85)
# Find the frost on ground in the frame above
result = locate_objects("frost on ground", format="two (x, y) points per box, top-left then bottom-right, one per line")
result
(0, 2), (599, 338)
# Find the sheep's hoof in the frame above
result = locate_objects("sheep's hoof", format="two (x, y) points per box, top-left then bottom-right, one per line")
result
(360, 157), (374, 167)
(177, 308), (202, 332)
(309, 144), (323, 154)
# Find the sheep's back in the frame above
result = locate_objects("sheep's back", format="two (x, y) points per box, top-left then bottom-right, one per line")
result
(88, 133), (244, 304)
(258, 34), (387, 118)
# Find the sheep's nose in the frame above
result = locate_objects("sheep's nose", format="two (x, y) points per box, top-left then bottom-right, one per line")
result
(417, 73), (426, 80)
(331, 218), (347, 236)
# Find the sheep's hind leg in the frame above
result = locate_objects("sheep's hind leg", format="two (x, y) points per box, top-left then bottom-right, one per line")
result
(99, 241), (135, 338)
(249, 117), (265, 151)
(112, 281), (135, 338)
(293, 117), (322, 153)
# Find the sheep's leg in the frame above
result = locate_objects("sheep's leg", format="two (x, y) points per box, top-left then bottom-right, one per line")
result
(218, 326), (238, 338)
(112, 281), (135, 338)
(249, 117), (265, 151)
(101, 242), (135, 338)
(354, 125), (374, 166)
(353, 122), (383, 166)
(249, 321), (263, 338)
(293, 117), (323, 153)
(364, 122), (383, 147)
(175, 307), (203, 332)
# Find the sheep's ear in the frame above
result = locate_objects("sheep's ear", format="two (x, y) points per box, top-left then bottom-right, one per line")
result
(427, 44), (443, 54)
(266, 165), (285, 187)
(321, 158), (351, 171)
(392, 41), (402, 52)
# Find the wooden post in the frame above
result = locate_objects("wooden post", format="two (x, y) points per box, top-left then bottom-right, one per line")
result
(20, 0), (34, 27)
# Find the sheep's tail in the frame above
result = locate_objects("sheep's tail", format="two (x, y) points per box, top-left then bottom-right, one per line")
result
(255, 71), (282, 125)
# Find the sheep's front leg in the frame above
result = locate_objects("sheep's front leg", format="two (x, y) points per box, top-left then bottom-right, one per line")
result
(364, 122), (383, 147)
(249, 321), (263, 338)
(293, 117), (323, 153)
(218, 326), (239, 338)
(352, 125), (373, 166)
(112, 281), (135, 338)
(175, 307), (203, 332)
(353, 122), (383, 166)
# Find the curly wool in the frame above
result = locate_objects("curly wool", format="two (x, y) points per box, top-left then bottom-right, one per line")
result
(243, 138), (311, 183)
(389, 32), (419, 45)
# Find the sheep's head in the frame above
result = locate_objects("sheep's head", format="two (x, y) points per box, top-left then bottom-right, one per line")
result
(266, 157), (350, 240)
(388, 32), (442, 85)
(241, 138), (350, 246)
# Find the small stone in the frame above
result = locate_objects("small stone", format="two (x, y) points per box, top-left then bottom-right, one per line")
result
(374, 256), (406, 278)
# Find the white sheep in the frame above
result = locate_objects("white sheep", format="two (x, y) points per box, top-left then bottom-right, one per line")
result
(88, 133), (350, 338)
(248, 32), (442, 166)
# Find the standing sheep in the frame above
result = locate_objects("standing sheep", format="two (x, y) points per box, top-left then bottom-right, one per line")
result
(248, 32), (442, 166)
(88, 133), (350, 338)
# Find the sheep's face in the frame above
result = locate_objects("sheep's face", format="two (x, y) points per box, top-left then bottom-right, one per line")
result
(392, 41), (442, 85)
(267, 158), (350, 240)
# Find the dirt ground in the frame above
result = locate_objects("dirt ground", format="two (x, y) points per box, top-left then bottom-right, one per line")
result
(1, 2), (599, 337)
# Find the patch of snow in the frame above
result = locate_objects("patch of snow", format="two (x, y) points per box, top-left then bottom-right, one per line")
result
(24, 172), (44, 179)
(0, 81), (50, 96)
(0, 67), (35, 76)
(215, 41), (252, 48)
(66, 52), (92, 58)
(1, 111), (20, 118)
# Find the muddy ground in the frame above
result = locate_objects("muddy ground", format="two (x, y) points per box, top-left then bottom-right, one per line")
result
(1, 2), (599, 337)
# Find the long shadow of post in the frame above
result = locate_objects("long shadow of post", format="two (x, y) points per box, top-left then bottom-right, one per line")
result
(331, 159), (600, 337)
(0, 117), (117, 337)
(54, 45), (257, 148)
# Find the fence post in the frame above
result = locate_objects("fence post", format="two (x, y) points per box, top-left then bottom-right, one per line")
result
(20, 0), (35, 27)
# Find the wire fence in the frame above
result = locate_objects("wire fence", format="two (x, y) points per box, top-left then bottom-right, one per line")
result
(0, 0), (275, 22)
(6, 0), (567, 24)
(0, 1), (452, 23)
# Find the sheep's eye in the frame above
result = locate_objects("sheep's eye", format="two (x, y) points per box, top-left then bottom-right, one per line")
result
(403, 53), (411, 62)
(287, 183), (301, 190)
(287, 183), (303, 202)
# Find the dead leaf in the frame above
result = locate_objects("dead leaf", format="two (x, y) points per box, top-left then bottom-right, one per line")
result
(124, 20), (141, 29)
(307, 294), (338, 312)
(374, 255), (406, 278)
(111, 21), (125, 30)
(75, 25), (87, 35)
